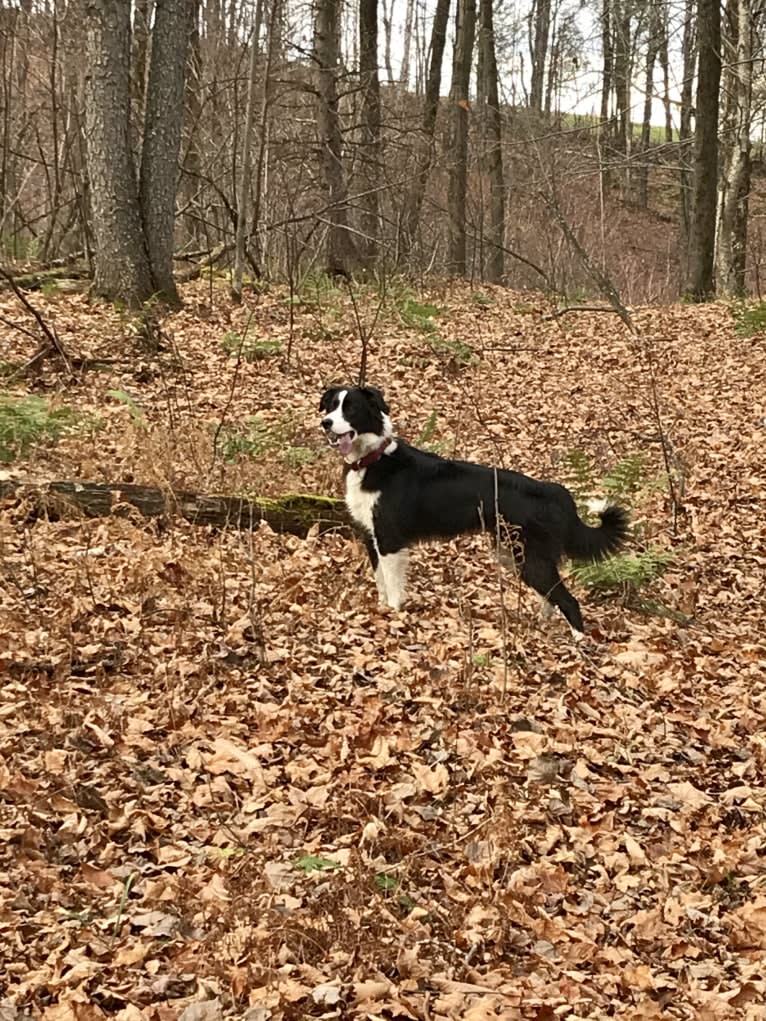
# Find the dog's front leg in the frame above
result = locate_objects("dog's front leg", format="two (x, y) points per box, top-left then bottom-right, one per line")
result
(365, 537), (389, 605)
(377, 549), (409, 610)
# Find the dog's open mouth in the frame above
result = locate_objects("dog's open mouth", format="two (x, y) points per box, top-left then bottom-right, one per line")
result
(328, 430), (356, 455)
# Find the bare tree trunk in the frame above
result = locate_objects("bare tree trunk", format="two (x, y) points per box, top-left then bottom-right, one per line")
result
(381, 0), (394, 83)
(84, 0), (153, 305)
(529, 0), (551, 113)
(658, 2), (673, 143)
(181, 0), (203, 248)
(139, 0), (194, 305)
(613, 1), (631, 156)
(600, 0), (613, 135)
(398, 0), (450, 261)
(637, 1), (660, 209)
(686, 0), (721, 300)
(314, 0), (356, 275)
(251, 0), (281, 269)
(399, 0), (414, 88)
(447, 0), (476, 275)
(232, 1), (264, 303)
(358, 0), (381, 267)
(478, 0), (504, 283)
(716, 0), (754, 296)
(678, 0), (696, 260)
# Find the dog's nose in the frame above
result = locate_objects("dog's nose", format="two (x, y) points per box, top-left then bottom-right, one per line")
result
(321, 416), (332, 430)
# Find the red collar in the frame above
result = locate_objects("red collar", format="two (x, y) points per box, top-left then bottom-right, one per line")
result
(349, 440), (391, 471)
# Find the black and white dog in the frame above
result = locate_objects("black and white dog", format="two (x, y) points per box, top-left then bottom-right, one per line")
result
(320, 385), (628, 639)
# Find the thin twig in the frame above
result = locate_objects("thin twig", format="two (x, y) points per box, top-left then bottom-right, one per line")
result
(0, 263), (72, 374)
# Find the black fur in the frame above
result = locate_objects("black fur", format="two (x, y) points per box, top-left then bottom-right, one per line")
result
(320, 385), (629, 634)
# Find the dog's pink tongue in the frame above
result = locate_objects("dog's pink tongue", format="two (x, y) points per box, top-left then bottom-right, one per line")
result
(338, 433), (354, 455)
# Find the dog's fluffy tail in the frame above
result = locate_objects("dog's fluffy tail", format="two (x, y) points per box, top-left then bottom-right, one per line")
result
(565, 498), (630, 563)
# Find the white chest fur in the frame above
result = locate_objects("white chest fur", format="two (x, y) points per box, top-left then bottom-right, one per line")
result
(345, 469), (379, 538)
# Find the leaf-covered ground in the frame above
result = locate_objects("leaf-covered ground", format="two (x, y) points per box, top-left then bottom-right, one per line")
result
(1, 281), (766, 1020)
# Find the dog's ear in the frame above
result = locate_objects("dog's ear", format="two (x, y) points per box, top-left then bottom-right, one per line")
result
(361, 386), (389, 414)
(319, 386), (341, 412)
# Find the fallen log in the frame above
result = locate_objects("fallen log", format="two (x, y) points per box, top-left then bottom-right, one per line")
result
(0, 479), (350, 537)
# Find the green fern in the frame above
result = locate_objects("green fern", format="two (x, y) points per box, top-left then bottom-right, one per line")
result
(602, 454), (645, 500)
(571, 548), (674, 592)
(0, 393), (79, 464)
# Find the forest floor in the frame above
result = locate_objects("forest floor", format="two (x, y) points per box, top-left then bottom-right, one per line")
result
(1, 277), (766, 1020)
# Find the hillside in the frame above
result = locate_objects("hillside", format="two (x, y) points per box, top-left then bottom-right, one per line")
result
(1, 279), (765, 1019)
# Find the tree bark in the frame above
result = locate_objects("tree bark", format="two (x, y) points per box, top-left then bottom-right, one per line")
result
(529, 0), (551, 113)
(686, 0), (721, 301)
(478, 0), (504, 283)
(715, 0), (754, 296)
(447, 0), (476, 276)
(358, 0), (381, 268)
(232, 2), (264, 303)
(398, 0), (450, 262)
(0, 479), (349, 537)
(600, 0), (613, 136)
(314, 0), (356, 275)
(139, 0), (194, 305)
(84, 0), (154, 306)
(637, 1), (660, 209)
(678, 0), (696, 261)
(400, 0), (415, 88)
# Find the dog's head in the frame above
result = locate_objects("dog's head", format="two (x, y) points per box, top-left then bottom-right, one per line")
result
(319, 385), (392, 461)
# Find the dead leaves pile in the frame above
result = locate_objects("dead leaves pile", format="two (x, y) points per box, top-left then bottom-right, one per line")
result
(1, 283), (766, 1020)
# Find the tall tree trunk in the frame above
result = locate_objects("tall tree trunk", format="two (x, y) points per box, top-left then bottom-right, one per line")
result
(84, 0), (153, 305)
(399, 0), (414, 87)
(181, 0), (203, 247)
(381, 0), (394, 83)
(600, 0), (613, 136)
(251, 0), (281, 270)
(358, 0), (381, 267)
(613, 1), (631, 155)
(637, 1), (660, 209)
(447, 0), (476, 275)
(529, 0), (551, 113)
(232, 1), (264, 303)
(398, 0), (450, 262)
(314, 0), (356, 275)
(478, 0), (504, 283)
(139, 0), (193, 305)
(658, 2), (673, 143)
(678, 0), (696, 259)
(716, 0), (754, 296)
(685, 0), (721, 300)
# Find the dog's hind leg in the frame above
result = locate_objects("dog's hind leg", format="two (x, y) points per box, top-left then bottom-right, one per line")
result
(521, 553), (585, 639)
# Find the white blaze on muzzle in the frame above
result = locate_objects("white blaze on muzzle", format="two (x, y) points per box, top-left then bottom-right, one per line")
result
(322, 389), (357, 454)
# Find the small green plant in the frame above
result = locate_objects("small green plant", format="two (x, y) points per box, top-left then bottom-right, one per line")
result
(471, 291), (494, 307)
(561, 449), (597, 502)
(283, 445), (319, 468)
(374, 873), (416, 913)
(215, 415), (279, 462)
(400, 297), (443, 333)
(286, 271), (343, 307)
(417, 409), (450, 454)
(221, 331), (282, 362)
(561, 449), (672, 595)
(427, 333), (475, 367)
(294, 854), (341, 874)
(0, 393), (79, 463)
(571, 548), (674, 592)
(602, 454), (645, 501)
(107, 388), (146, 426)
(731, 301), (766, 338)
